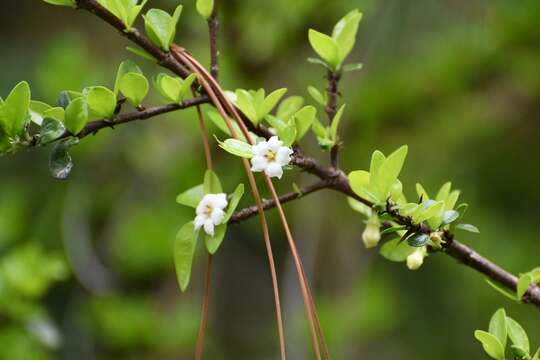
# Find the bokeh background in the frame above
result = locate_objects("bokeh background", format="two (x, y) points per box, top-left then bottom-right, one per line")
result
(1, 0), (539, 358)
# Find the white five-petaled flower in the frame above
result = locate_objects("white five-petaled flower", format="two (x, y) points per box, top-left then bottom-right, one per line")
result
(194, 193), (228, 236)
(250, 136), (293, 179)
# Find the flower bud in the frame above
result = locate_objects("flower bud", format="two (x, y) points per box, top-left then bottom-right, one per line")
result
(362, 216), (381, 248)
(407, 248), (426, 270)
(429, 231), (445, 249)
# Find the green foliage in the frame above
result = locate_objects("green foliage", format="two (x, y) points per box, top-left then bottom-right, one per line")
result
(97, 0), (148, 30)
(154, 73), (197, 103)
(0, 81), (31, 137)
(174, 222), (198, 292)
(64, 97), (89, 134)
(143, 5), (183, 51)
(475, 309), (535, 360)
(516, 267), (540, 300)
(86, 86), (117, 119)
(196, 0), (214, 20)
(218, 138), (254, 158)
(119, 72), (149, 107)
(230, 88), (287, 126)
(114, 60), (143, 95)
(42, 0), (75, 7)
(308, 9), (363, 71)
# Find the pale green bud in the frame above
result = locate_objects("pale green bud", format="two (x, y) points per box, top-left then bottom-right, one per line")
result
(362, 215), (381, 248)
(407, 247), (426, 270)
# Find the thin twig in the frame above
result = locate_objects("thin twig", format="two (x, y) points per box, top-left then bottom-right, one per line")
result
(207, 0), (220, 80)
(325, 70), (340, 168)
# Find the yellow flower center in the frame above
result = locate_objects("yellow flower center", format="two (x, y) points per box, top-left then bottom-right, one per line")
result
(265, 150), (276, 162)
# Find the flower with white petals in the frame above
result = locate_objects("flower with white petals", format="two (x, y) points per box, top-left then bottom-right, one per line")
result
(194, 193), (228, 236)
(250, 136), (293, 179)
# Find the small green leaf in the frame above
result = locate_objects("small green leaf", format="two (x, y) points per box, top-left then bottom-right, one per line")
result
(203, 170), (222, 194)
(64, 97), (89, 134)
(205, 223), (226, 254)
(441, 210), (459, 225)
(0, 81), (31, 137)
(174, 221), (199, 292)
(39, 118), (65, 144)
(49, 139), (76, 180)
(44, 107), (65, 123)
(330, 104), (346, 140)
(506, 317), (530, 355)
(86, 86), (116, 119)
(259, 88), (287, 119)
(348, 170), (380, 203)
(42, 0), (75, 7)
(407, 233), (429, 247)
(308, 29), (340, 70)
(218, 138), (254, 158)
(126, 46), (156, 61)
(277, 96), (304, 120)
(474, 330), (505, 360)
(380, 225), (406, 236)
(489, 309), (507, 350)
(343, 62), (363, 72)
(224, 184), (245, 222)
(114, 60), (143, 95)
(235, 90), (258, 124)
(486, 279), (519, 302)
(293, 105), (316, 140)
(332, 9), (362, 64)
(29, 100), (52, 125)
(177, 73), (198, 102)
(517, 274), (533, 300)
(196, 0), (214, 19)
(176, 184), (204, 208)
(413, 200), (444, 223)
(278, 124), (297, 147)
(307, 86), (326, 105)
(119, 72), (149, 107)
(374, 145), (408, 199)
(143, 5), (183, 50)
(380, 238), (414, 262)
(455, 223), (480, 234)
(154, 74), (182, 102)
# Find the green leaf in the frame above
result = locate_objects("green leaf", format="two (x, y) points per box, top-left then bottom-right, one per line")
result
(441, 210), (459, 225)
(277, 96), (304, 120)
(127, 0), (148, 29)
(205, 223), (226, 254)
(49, 139), (76, 180)
(235, 90), (258, 124)
(486, 280), (519, 302)
(308, 29), (340, 70)
(380, 225), (406, 236)
(218, 138), (254, 158)
(44, 107), (65, 123)
(413, 200), (444, 223)
(474, 330), (505, 360)
(154, 74), (182, 102)
(259, 88), (287, 120)
(343, 62), (363, 72)
(177, 73), (198, 102)
(506, 317), (530, 355)
(332, 9), (362, 64)
(126, 46), (156, 61)
(330, 104), (346, 140)
(415, 183), (429, 200)
(29, 100), (52, 125)
(348, 170), (380, 203)
(119, 72), (149, 107)
(174, 221), (199, 292)
(511, 345), (529, 359)
(517, 274), (533, 300)
(143, 5), (183, 50)
(455, 223), (480, 234)
(224, 184), (245, 222)
(176, 184), (204, 208)
(114, 60), (143, 95)
(206, 109), (251, 142)
(278, 124), (297, 147)
(407, 233), (429, 247)
(203, 170), (222, 194)
(307, 86), (326, 105)
(42, 0), (75, 7)
(380, 238), (414, 262)
(0, 81), (31, 137)
(293, 105), (316, 140)
(489, 309), (507, 350)
(64, 97), (89, 134)
(196, 0), (214, 19)
(39, 118), (65, 144)
(86, 86), (116, 119)
(374, 145), (408, 198)
(436, 181), (452, 202)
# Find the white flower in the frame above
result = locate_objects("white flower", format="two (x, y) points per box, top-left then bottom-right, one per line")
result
(250, 136), (293, 179)
(194, 193), (228, 236)
(406, 247), (426, 270)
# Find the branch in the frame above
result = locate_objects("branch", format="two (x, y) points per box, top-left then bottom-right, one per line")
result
(207, 0), (220, 80)
(72, 0), (540, 309)
(325, 70), (341, 168)
(73, 96), (209, 139)
(230, 180), (329, 223)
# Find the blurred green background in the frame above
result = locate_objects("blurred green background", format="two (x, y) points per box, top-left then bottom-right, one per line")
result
(1, 0), (540, 358)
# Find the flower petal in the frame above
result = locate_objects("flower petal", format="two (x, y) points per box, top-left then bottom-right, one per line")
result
(252, 141), (270, 156)
(213, 193), (228, 209)
(276, 146), (293, 165)
(211, 208), (225, 225)
(267, 136), (283, 151)
(251, 156), (268, 172)
(204, 219), (215, 236)
(194, 214), (207, 230)
(265, 162), (283, 178)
